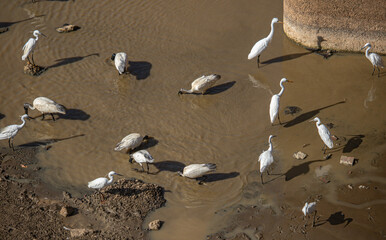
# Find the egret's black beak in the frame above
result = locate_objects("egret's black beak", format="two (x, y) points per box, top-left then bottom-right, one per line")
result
(115, 173), (123, 176)
(178, 90), (183, 96)
(111, 53), (116, 61)
(41, 33), (47, 37)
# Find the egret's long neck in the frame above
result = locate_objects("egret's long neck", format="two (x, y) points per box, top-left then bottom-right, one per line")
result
(34, 33), (39, 41)
(107, 174), (114, 185)
(26, 103), (35, 110)
(268, 137), (273, 151)
(18, 117), (27, 129)
(365, 47), (371, 59)
(267, 21), (275, 40)
(278, 81), (285, 96)
(315, 119), (321, 127)
(180, 88), (193, 94)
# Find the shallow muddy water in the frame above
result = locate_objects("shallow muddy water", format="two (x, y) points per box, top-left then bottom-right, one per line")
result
(0, 1), (385, 239)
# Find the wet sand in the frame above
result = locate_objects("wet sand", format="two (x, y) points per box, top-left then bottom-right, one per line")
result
(0, 0), (385, 239)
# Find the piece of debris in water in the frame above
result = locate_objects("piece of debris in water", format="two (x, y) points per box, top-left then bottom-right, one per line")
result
(24, 62), (46, 76)
(340, 155), (355, 166)
(358, 185), (369, 189)
(284, 106), (302, 115)
(324, 153), (332, 160)
(148, 219), (163, 231)
(293, 151), (308, 160)
(56, 24), (80, 33)
(347, 184), (353, 190)
(302, 143), (310, 148)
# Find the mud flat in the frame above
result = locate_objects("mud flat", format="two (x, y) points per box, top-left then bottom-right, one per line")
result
(283, 0), (386, 53)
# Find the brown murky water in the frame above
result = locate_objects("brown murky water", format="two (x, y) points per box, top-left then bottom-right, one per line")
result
(1, 0), (385, 239)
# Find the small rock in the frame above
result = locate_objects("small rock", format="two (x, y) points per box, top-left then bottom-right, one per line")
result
(56, 24), (80, 33)
(70, 228), (91, 238)
(358, 185), (369, 189)
(148, 219), (163, 230)
(340, 155), (355, 166)
(293, 151), (308, 160)
(60, 206), (75, 217)
(347, 184), (353, 190)
(24, 62), (46, 76)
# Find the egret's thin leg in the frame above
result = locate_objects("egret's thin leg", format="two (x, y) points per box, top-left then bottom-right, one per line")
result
(50, 113), (56, 121)
(312, 211), (317, 227)
(31, 53), (35, 66)
(141, 164), (145, 172)
(8, 138), (11, 148)
(257, 55), (260, 68)
(377, 67), (380, 77)
(260, 173), (264, 185)
(278, 113), (282, 125)
(41, 114), (45, 120)
(267, 170), (270, 175)
(27, 56), (32, 65)
(146, 163), (150, 173)
(372, 66), (375, 76)
(11, 138), (15, 151)
(323, 145), (326, 154)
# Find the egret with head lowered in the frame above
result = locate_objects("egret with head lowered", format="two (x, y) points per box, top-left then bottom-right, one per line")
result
(178, 163), (216, 184)
(22, 30), (46, 66)
(310, 117), (333, 154)
(302, 201), (317, 227)
(130, 149), (154, 173)
(114, 133), (150, 154)
(258, 135), (276, 184)
(24, 97), (66, 121)
(178, 74), (221, 95)
(111, 52), (128, 75)
(248, 18), (283, 68)
(270, 78), (293, 125)
(361, 43), (384, 77)
(0, 114), (29, 151)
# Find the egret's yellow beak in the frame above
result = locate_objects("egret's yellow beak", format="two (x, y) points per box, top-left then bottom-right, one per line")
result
(278, 21), (283, 24)
(287, 80), (294, 83)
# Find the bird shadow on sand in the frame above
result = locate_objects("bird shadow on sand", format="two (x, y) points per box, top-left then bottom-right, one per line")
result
(0, 15), (45, 29)
(343, 134), (365, 153)
(0, 113), (5, 120)
(47, 53), (99, 69)
(152, 160), (186, 173)
(18, 134), (85, 148)
(204, 81), (236, 95)
(128, 61), (152, 80)
(60, 108), (90, 121)
(201, 172), (240, 183)
(260, 51), (313, 67)
(283, 100), (346, 128)
(285, 159), (326, 181)
(315, 211), (353, 228)
(105, 186), (148, 197)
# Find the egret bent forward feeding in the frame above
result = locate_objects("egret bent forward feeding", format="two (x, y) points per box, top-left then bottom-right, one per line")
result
(88, 171), (122, 201)
(114, 133), (150, 153)
(258, 135), (276, 184)
(0, 114), (29, 151)
(310, 117), (333, 153)
(270, 78), (293, 125)
(22, 30), (46, 66)
(178, 163), (216, 183)
(178, 74), (221, 95)
(248, 17), (283, 68)
(130, 149), (154, 173)
(24, 97), (66, 121)
(302, 201), (317, 227)
(111, 52), (128, 75)
(361, 43), (384, 77)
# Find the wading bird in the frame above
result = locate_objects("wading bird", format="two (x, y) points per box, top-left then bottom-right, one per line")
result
(24, 97), (66, 121)
(361, 43), (384, 77)
(130, 149), (154, 173)
(302, 201), (317, 227)
(114, 133), (150, 153)
(258, 135), (276, 184)
(0, 114), (29, 151)
(88, 171), (122, 201)
(178, 163), (216, 183)
(178, 74), (221, 95)
(248, 18), (283, 68)
(111, 52), (128, 75)
(270, 78), (293, 125)
(310, 117), (333, 153)
(22, 30), (46, 66)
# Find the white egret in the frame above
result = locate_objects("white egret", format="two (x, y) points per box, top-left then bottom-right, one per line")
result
(248, 18), (283, 68)
(302, 201), (317, 227)
(258, 135), (276, 184)
(114, 133), (150, 153)
(310, 117), (333, 153)
(178, 163), (216, 181)
(111, 52), (128, 75)
(130, 149), (154, 173)
(361, 43), (384, 77)
(178, 74), (221, 95)
(269, 78), (293, 125)
(24, 97), (66, 121)
(0, 114), (29, 151)
(88, 171), (122, 201)
(22, 30), (46, 66)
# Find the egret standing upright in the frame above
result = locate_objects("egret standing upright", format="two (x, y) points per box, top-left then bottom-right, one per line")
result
(361, 43), (384, 77)
(258, 135), (276, 184)
(269, 78), (293, 125)
(248, 18), (283, 68)
(302, 201), (317, 227)
(88, 171), (122, 201)
(310, 117), (334, 153)
(0, 114), (29, 151)
(111, 52), (128, 75)
(22, 30), (46, 66)
(130, 149), (154, 173)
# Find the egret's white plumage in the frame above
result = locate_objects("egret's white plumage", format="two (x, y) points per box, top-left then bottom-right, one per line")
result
(0, 114), (29, 151)
(178, 163), (216, 179)
(178, 74), (221, 95)
(310, 117), (333, 153)
(22, 30), (46, 65)
(114, 133), (149, 153)
(24, 97), (66, 121)
(258, 135), (275, 184)
(88, 171), (121, 190)
(302, 202), (317, 227)
(361, 43), (384, 77)
(111, 52), (128, 75)
(269, 78), (292, 125)
(248, 18), (282, 67)
(130, 149), (154, 172)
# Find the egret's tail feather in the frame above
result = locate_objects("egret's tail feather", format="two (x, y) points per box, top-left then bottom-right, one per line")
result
(205, 163), (217, 171)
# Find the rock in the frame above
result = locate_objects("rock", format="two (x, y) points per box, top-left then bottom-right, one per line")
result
(148, 219), (163, 230)
(24, 62), (46, 76)
(293, 151), (307, 160)
(59, 206), (75, 217)
(70, 228), (91, 238)
(340, 155), (355, 166)
(56, 24), (80, 33)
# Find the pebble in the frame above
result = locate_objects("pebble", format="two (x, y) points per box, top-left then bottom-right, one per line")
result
(293, 151), (308, 160)
(59, 206), (75, 217)
(56, 24), (80, 33)
(340, 155), (355, 166)
(70, 228), (91, 237)
(148, 219), (163, 230)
